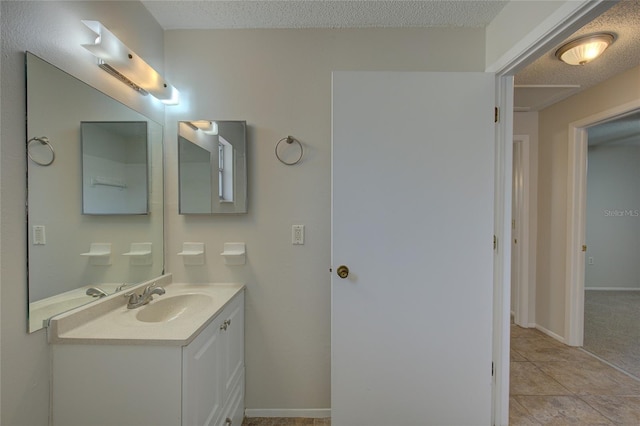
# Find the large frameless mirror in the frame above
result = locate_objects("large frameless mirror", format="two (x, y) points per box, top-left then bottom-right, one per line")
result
(178, 120), (247, 214)
(26, 52), (164, 332)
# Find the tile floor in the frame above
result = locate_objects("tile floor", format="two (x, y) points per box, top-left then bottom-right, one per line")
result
(510, 325), (640, 425)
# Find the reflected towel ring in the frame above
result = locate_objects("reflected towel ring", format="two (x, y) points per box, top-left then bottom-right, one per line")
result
(275, 136), (303, 165)
(27, 136), (55, 166)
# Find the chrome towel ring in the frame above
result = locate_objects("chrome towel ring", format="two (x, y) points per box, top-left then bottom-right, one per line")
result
(27, 136), (55, 166)
(275, 136), (303, 166)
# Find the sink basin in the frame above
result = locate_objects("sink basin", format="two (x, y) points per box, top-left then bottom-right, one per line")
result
(135, 293), (213, 323)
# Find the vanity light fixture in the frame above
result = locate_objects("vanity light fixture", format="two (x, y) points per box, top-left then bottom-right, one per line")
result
(81, 20), (179, 105)
(555, 32), (615, 66)
(191, 120), (218, 135)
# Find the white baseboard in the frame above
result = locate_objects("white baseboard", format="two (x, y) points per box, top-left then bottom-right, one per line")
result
(245, 409), (331, 418)
(535, 324), (566, 344)
(586, 287), (640, 291)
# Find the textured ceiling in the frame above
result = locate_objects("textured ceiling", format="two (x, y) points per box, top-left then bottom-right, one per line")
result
(143, 0), (640, 113)
(142, 0), (507, 30)
(515, 0), (640, 111)
(588, 110), (640, 146)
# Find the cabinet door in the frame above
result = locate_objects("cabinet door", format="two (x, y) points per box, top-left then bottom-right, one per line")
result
(221, 292), (245, 400)
(183, 315), (225, 426)
(222, 293), (244, 402)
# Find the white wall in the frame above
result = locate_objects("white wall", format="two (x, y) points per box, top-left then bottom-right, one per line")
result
(164, 27), (486, 411)
(514, 111), (539, 322)
(537, 64), (640, 338)
(585, 143), (640, 289)
(486, 1), (571, 68)
(27, 58), (163, 302)
(0, 2), (165, 424)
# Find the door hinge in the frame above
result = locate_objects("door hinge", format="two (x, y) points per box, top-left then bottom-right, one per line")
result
(492, 362), (494, 377)
(582, 244), (587, 252)
(494, 107), (499, 123)
(493, 235), (498, 251)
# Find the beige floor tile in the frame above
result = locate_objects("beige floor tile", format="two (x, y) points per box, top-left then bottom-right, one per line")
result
(512, 338), (593, 363)
(511, 326), (551, 340)
(535, 360), (640, 396)
(243, 418), (270, 426)
(513, 395), (615, 425)
(511, 362), (573, 396)
(580, 395), (640, 424)
(511, 349), (528, 362)
(509, 397), (543, 425)
(243, 418), (275, 426)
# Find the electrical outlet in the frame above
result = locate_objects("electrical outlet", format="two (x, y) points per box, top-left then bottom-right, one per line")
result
(588, 257), (595, 265)
(292, 225), (304, 245)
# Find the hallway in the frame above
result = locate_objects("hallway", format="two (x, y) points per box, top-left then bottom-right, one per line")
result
(510, 325), (640, 424)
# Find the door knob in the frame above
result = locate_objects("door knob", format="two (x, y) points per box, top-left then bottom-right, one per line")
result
(337, 265), (349, 279)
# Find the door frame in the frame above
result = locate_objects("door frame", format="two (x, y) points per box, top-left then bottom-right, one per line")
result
(564, 99), (640, 346)
(489, 1), (613, 423)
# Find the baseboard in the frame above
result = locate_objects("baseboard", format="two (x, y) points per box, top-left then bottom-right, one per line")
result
(245, 409), (331, 418)
(586, 287), (640, 291)
(534, 324), (566, 344)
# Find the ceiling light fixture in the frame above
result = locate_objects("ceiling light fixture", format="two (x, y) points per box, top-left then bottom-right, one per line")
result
(81, 20), (180, 105)
(555, 33), (615, 66)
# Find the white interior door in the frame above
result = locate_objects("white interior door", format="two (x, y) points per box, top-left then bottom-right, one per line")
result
(332, 71), (495, 425)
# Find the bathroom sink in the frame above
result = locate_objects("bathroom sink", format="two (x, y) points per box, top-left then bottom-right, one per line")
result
(48, 279), (245, 344)
(135, 293), (213, 323)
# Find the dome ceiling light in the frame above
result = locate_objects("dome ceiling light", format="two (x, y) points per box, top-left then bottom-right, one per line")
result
(555, 33), (615, 66)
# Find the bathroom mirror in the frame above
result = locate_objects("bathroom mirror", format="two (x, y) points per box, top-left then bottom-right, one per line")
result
(178, 121), (247, 214)
(81, 121), (149, 214)
(26, 52), (164, 332)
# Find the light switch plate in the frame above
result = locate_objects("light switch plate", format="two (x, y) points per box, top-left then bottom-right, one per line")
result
(33, 225), (46, 245)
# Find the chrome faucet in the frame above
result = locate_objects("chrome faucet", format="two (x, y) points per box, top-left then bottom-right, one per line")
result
(125, 282), (165, 309)
(86, 287), (108, 298)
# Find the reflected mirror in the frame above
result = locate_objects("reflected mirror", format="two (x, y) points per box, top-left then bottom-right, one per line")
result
(81, 121), (149, 214)
(178, 121), (247, 214)
(26, 52), (164, 332)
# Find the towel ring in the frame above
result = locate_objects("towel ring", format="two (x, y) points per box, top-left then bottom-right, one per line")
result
(27, 136), (55, 166)
(275, 136), (303, 165)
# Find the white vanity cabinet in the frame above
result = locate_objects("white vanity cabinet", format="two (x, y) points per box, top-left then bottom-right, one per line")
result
(182, 292), (245, 426)
(52, 290), (245, 426)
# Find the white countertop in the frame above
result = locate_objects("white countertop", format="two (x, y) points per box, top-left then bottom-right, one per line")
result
(48, 275), (245, 346)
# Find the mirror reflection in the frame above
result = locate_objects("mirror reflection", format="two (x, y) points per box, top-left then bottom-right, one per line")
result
(178, 121), (247, 214)
(81, 121), (149, 215)
(26, 52), (164, 332)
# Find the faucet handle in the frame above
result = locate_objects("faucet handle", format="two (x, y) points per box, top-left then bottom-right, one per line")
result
(124, 291), (139, 304)
(143, 282), (157, 293)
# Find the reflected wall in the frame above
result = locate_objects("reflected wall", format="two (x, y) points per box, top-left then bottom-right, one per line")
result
(26, 52), (164, 332)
